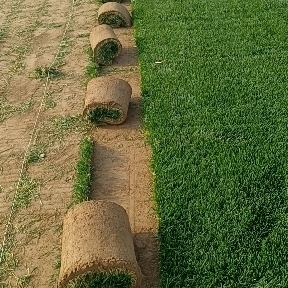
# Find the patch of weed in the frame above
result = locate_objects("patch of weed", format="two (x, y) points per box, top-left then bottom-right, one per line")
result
(0, 232), (18, 283)
(14, 177), (40, 211)
(53, 37), (72, 68)
(44, 91), (56, 109)
(0, 99), (34, 123)
(38, 115), (90, 145)
(25, 145), (46, 164)
(33, 66), (63, 80)
(0, 29), (7, 40)
(16, 273), (33, 288)
(53, 258), (61, 270)
(77, 33), (90, 38)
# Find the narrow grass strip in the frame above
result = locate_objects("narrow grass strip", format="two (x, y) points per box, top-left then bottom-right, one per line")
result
(73, 137), (93, 204)
(134, 0), (288, 287)
(85, 45), (99, 82)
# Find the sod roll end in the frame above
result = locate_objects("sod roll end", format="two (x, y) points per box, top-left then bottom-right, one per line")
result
(90, 24), (122, 65)
(57, 200), (142, 288)
(83, 76), (132, 125)
(102, 0), (121, 3)
(98, 2), (132, 27)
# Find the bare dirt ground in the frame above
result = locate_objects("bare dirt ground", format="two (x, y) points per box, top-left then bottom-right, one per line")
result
(0, 0), (158, 287)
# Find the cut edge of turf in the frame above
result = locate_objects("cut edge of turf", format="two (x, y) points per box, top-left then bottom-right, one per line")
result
(133, 0), (288, 287)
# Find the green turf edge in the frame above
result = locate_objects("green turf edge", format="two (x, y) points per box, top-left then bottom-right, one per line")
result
(73, 137), (94, 204)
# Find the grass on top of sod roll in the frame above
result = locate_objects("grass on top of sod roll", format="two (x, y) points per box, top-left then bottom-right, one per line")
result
(73, 137), (93, 204)
(133, 0), (288, 287)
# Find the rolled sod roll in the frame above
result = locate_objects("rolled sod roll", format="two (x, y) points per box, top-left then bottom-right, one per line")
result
(57, 200), (142, 288)
(98, 2), (132, 27)
(83, 76), (132, 125)
(90, 24), (122, 65)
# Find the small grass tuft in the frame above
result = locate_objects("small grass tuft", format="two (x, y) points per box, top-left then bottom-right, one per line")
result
(44, 91), (56, 109)
(0, 99), (35, 123)
(14, 177), (40, 211)
(0, 29), (7, 40)
(25, 145), (46, 164)
(16, 273), (33, 288)
(33, 66), (63, 80)
(0, 233), (18, 283)
(73, 137), (93, 204)
(53, 258), (61, 270)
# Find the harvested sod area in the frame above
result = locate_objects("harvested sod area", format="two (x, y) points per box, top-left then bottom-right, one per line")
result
(134, 0), (288, 287)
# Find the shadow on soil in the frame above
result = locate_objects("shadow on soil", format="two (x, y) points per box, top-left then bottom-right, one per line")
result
(134, 232), (159, 288)
(114, 46), (138, 67)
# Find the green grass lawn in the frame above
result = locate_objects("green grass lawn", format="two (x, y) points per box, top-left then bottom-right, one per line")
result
(133, 0), (288, 287)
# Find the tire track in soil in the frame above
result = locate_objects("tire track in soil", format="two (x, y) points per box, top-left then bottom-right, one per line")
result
(89, 1), (159, 287)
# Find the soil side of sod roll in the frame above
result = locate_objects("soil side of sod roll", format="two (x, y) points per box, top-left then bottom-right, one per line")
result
(58, 200), (142, 288)
(83, 76), (132, 125)
(90, 24), (122, 65)
(98, 2), (132, 27)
